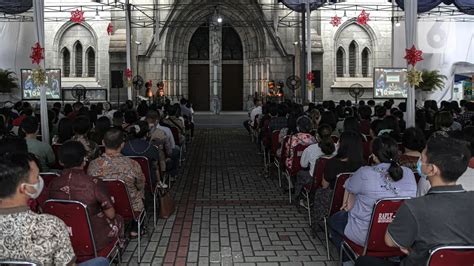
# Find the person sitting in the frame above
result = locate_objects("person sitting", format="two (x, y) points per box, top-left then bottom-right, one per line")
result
(399, 127), (426, 172)
(284, 116), (316, 171)
(328, 135), (417, 250)
(21, 116), (55, 172)
(358, 105), (372, 136)
(163, 104), (186, 145)
(294, 124), (336, 202)
(89, 116), (111, 145)
(53, 118), (74, 144)
(87, 128), (146, 237)
(356, 136), (474, 266)
(312, 131), (365, 222)
(0, 152), (75, 264)
(243, 99), (262, 134)
(72, 116), (100, 161)
(48, 141), (125, 249)
(122, 121), (167, 188)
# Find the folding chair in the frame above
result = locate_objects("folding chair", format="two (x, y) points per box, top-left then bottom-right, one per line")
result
(427, 245), (474, 266)
(301, 156), (333, 226)
(340, 197), (410, 263)
(34, 172), (60, 211)
(51, 144), (63, 170)
(43, 199), (120, 263)
(284, 144), (310, 203)
(170, 126), (185, 166)
(128, 156), (160, 227)
(274, 135), (290, 188)
(40, 172), (60, 187)
(0, 261), (38, 266)
(102, 179), (146, 263)
(323, 172), (352, 259)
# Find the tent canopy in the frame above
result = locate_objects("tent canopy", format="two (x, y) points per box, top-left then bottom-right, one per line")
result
(395, 0), (474, 15)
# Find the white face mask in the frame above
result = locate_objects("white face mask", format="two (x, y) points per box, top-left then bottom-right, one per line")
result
(23, 176), (44, 199)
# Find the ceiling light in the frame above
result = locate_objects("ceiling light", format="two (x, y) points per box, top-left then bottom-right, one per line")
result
(217, 16), (223, 23)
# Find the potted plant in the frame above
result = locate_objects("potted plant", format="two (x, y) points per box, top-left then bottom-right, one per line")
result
(415, 70), (447, 92)
(0, 69), (18, 93)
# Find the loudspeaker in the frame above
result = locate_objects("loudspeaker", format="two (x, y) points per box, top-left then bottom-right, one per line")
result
(111, 71), (123, 88)
(311, 70), (321, 88)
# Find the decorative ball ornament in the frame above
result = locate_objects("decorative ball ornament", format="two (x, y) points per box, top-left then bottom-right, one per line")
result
(70, 9), (85, 23)
(30, 42), (44, 65)
(404, 45), (424, 66)
(306, 71), (314, 81)
(407, 68), (423, 87)
(107, 23), (113, 35)
(32, 67), (46, 86)
(330, 15), (342, 27)
(357, 10), (370, 25)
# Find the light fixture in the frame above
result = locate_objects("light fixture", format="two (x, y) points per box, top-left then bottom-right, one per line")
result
(293, 41), (298, 45)
(343, 10), (347, 17)
(217, 16), (223, 23)
(135, 41), (142, 45)
(94, 8), (100, 20)
(395, 18), (400, 27)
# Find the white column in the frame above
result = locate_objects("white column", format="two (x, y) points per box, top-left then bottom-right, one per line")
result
(405, 0), (418, 128)
(213, 64), (218, 96)
(249, 62), (253, 96)
(167, 61), (172, 96)
(162, 59), (167, 95)
(178, 61), (182, 97)
(173, 62), (177, 97)
(125, 0), (132, 100)
(306, 0), (312, 102)
(260, 60), (265, 94)
(266, 59), (270, 83)
(255, 60), (259, 94)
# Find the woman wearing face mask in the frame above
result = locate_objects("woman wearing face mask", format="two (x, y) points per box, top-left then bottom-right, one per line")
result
(48, 141), (125, 250)
(121, 121), (167, 189)
(327, 135), (417, 250)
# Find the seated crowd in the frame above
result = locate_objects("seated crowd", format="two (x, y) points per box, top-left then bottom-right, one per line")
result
(0, 99), (194, 264)
(247, 98), (474, 265)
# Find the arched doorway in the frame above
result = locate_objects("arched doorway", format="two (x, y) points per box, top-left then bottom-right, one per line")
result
(188, 24), (210, 111)
(221, 24), (243, 111)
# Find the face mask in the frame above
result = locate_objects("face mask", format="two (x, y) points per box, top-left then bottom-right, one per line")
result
(416, 158), (428, 179)
(23, 176), (44, 199)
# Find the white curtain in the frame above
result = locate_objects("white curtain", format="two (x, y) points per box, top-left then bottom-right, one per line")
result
(404, 0), (417, 128)
(125, 0), (132, 100)
(33, 0), (49, 144)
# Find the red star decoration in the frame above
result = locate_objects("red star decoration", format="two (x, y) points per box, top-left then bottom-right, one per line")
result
(30, 42), (44, 65)
(404, 45), (424, 66)
(357, 10), (370, 25)
(70, 9), (85, 23)
(125, 68), (132, 79)
(330, 15), (342, 27)
(107, 23), (113, 35)
(306, 71), (314, 81)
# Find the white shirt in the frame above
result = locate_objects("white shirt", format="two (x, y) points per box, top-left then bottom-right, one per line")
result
(156, 124), (176, 149)
(300, 143), (336, 176)
(417, 167), (474, 197)
(250, 106), (262, 126)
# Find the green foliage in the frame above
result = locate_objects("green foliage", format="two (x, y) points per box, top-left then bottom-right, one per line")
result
(0, 69), (18, 93)
(415, 70), (447, 92)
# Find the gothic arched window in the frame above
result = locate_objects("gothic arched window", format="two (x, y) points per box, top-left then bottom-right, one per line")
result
(349, 41), (357, 77)
(222, 25), (243, 60)
(86, 47), (95, 77)
(361, 48), (370, 77)
(74, 41), (83, 77)
(188, 24), (209, 60)
(336, 47), (345, 77)
(62, 48), (70, 77)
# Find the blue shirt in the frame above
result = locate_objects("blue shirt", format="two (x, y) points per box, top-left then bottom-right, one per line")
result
(344, 163), (417, 246)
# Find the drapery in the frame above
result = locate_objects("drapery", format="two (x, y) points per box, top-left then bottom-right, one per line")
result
(405, 0), (417, 128)
(125, 0), (132, 100)
(395, 0), (474, 15)
(0, 0), (32, 14)
(33, 0), (49, 144)
(278, 0), (336, 12)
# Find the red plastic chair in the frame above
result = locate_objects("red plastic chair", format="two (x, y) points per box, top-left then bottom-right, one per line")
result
(427, 246), (474, 266)
(51, 144), (63, 170)
(323, 172), (352, 259)
(40, 172), (60, 187)
(35, 172), (60, 211)
(43, 199), (120, 263)
(340, 197), (410, 263)
(285, 143), (311, 203)
(274, 135), (290, 188)
(102, 179), (146, 263)
(271, 130), (281, 157)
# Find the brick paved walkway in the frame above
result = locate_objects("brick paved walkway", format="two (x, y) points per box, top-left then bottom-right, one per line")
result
(123, 128), (338, 265)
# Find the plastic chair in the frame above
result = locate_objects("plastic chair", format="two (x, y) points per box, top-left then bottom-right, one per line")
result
(426, 245), (474, 266)
(340, 197), (410, 263)
(34, 172), (60, 211)
(102, 179), (146, 263)
(170, 126), (185, 166)
(43, 199), (120, 263)
(274, 135), (290, 188)
(285, 143), (311, 203)
(323, 172), (352, 259)
(40, 172), (60, 187)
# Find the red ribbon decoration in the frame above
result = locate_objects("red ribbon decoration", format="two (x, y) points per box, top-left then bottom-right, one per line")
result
(107, 23), (113, 35)
(404, 45), (424, 66)
(357, 10), (370, 25)
(30, 42), (44, 65)
(330, 15), (342, 27)
(70, 9), (85, 23)
(125, 68), (132, 79)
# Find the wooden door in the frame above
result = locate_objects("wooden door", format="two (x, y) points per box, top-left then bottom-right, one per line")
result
(188, 64), (210, 111)
(222, 64), (243, 111)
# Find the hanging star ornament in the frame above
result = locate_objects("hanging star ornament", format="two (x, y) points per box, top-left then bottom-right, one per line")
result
(357, 10), (370, 25)
(404, 45), (424, 66)
(330, 15), (342, 27)
(407, 68), (423, 87)
(30, 42), (44, 65)
(107, 23), (113, 35)
(125, 68), (132, 79)
(70, 9), (85, 23)
(32, 67), (46, 86)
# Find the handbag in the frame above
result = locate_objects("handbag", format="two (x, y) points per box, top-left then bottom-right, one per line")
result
(159, 189), (175, 219)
